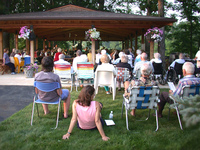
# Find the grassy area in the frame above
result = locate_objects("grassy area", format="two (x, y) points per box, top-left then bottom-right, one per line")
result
(0, 87), (199, 150)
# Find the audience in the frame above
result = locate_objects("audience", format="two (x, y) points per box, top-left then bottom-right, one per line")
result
(14, 49), (22, 63)
(133, 52), (154, 78)
(169, 53), (185, 68)
(158, 62), (200, 118)
(150, 53), (162, 63)
(3, 48), (16, 75)
(62, 85), (109, 141)
(124, 62), (157, 116)
(116, 55), (132, 91)
(54, 48), (62, 62)
(35, 56), (71, 118)
(124, 49), (134, 69)
(134, 49), (142, 66)
(72, 50), (85, 73)
(54, 54), (70, 65)
(95, 54), (117, 94)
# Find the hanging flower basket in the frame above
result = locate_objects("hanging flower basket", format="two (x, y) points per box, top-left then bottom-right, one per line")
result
(18, 26), (30, 39)
(144, 27), (163, 43)
(85, 28), (101, 41)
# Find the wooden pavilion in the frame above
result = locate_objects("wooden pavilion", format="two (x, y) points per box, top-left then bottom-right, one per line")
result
(0, 4), (176, 64)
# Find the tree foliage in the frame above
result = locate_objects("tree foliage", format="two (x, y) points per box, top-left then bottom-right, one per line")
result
(171, 95), (200, 128)
(165, 0), (200, 57)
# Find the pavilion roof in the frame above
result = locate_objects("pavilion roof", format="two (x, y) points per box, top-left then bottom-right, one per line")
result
(0, 4), (176, 41)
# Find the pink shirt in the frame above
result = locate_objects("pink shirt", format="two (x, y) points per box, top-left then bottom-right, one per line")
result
(76, 101), (96, 129)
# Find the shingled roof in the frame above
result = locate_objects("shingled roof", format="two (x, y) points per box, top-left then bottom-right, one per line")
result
(0, 4), (176, 41)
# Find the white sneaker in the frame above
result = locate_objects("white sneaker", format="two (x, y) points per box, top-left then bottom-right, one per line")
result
(11, 72), (16, 75)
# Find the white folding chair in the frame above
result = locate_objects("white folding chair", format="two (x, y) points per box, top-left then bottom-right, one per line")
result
(121, 86), (160, 131)
(31, 81), (62, 129)
(94, 70), (116, 100)
(169, 84), (200, 130)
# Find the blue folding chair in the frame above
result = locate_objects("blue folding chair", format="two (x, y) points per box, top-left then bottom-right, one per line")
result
(169, 84), (200, 130)
(122, 86), (160, 130)
(31, 81), (62, 129)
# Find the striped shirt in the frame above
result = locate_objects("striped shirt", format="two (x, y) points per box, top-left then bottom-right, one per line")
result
(173, 75), (200, 96)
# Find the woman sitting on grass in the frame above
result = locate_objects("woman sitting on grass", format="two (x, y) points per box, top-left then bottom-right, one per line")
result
(62, 85), (110, 141)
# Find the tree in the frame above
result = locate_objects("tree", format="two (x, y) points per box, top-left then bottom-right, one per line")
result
(175, 0), (200, 57)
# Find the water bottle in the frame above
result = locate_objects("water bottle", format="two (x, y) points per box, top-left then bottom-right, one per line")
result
(109, 111), (113, 119)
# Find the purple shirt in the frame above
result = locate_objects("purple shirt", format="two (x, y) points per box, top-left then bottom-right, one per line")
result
(3, 53), (10, 64)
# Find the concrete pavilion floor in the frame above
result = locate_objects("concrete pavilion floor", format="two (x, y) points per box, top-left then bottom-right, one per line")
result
(0, 72), (169, 123)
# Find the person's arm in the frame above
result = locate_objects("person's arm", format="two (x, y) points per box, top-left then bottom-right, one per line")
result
(95, 101), (110, 141)
(62, 101), (78, 140)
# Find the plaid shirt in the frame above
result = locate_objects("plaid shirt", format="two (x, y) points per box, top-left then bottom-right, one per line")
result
(173, 75), (200, 96)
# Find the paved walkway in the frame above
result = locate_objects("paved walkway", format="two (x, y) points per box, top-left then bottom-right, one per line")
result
(0, 72), (169, 123)
(0, 72), (35, 123)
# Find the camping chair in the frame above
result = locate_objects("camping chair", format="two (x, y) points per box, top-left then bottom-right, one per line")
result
(94, 70), (116, 100)
(121, 86), (160, 130)
(169, 84), (200, 130)
(54, 64), (74, 91)
(76, 62), (94, 91)
(14, 57), (24, 73)
(31, 81), (62, 129)
(116, 67), (130, 89)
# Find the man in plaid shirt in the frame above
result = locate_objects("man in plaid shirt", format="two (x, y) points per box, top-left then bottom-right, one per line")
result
(158, 62), (200, 118)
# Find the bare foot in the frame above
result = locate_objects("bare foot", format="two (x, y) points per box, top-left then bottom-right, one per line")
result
(44, 111), (50, 115)
(130, 111), (135, 116)
(63, 114), (68, 119)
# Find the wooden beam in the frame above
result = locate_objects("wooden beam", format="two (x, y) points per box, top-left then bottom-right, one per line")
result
(0, 31), (3, 59)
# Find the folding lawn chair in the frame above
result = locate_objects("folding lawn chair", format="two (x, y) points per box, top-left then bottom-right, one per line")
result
(169, 84), (200, 130)
(122, 86), (160, 130)
(31, 81), (62, 129)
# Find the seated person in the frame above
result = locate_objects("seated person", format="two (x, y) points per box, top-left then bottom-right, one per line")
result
(112, 51), (124, 65)
(14, 49), (22, 64)
(150, 53), (162, 64)
(169, 53), (185, 68)
(62, 85), (109, 141)
(54, 48), (62, 62)
(124, 49), (133, 69)
(72, 50), (87, 73)
(35, 56), (71, 118)
(133, 52), (154, 78)
(54, 54), (70, 65)
(95, 54), (117, 94)
(151, 53), (163, 75)
(124, 62), (157, 116)
(134, 49), (142, 66)
(3, 48), (16, 74)
(158, 62), (200, 118)
(87, 50), (92, 63)
(116, 55), (132, 91)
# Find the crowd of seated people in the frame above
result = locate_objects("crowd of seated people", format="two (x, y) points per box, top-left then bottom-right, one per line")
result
(19, 47), (200, 141)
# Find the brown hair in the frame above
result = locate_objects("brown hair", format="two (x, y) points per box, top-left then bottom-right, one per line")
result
(41, 56), (54, 72)
(77, 85), (95, 106)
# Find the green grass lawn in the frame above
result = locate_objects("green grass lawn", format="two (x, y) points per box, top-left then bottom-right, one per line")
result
(0, 87), (199, 150)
